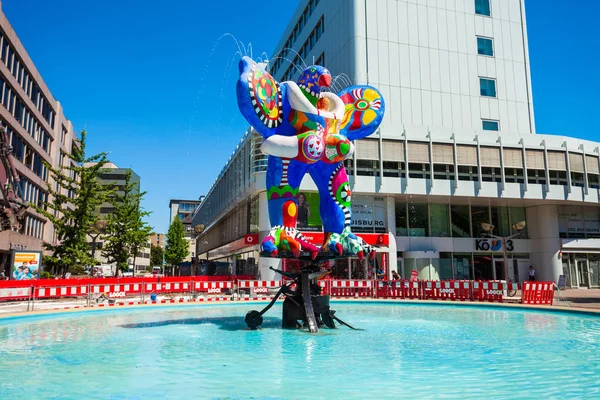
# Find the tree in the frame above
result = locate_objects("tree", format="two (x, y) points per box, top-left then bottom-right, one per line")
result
(33, 131), (111, 275)
(164, 216), (188, 272)
(101, 172), (150, 274)
(150, 244), (164, 267)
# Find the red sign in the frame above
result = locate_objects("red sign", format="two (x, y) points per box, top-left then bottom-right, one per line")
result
(299, 232), (389, 246)
(410, 270), (419, 282)
(244, 234), (259, 245)
(253, 287), (269, 294)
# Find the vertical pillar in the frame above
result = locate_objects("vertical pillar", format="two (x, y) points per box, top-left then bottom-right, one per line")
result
(527, 204), (562, 282)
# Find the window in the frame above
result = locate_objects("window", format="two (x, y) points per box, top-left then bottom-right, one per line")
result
(477, 37), (494, 56)
(451, 205), (471, 238)
(396, 203), (407, 236)
(482, 119), (499, 131)
(430, 204), (450, 237)
(475, 0), (491, 16)
(480, 78), (497, 97)
(408, 203), (429, 237)
(471, 206), (490, 238)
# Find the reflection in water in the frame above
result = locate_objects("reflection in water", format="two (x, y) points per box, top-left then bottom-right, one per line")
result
(120, 316), (281, 331)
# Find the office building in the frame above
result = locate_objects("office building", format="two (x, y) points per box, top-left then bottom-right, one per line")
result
(169, 198), (204, 262)
(86, 162), (149, 272)
(0, 3), (78, 275)
(192, 0), (600, 289)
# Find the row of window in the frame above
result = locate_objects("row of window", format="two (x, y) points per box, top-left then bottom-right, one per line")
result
(23, 215), (44, 239)
(347, 159), (598, 189)
(0, 31), (56, 128)
(396, 203), (528, 239)
(0, 76), (52, 154)
(6, 125), (48, 180)
(270, 0), (321, 76)
(19, 177), (48, 208)
(281, 16), (325, 82)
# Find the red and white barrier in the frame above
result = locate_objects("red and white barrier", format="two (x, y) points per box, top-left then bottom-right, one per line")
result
(237, 280), (282, 289)
(328, 280), (373, 298)
(422, 281), (470, 301)
(37, 285), (88, 299)
(521, 282), (554, 305)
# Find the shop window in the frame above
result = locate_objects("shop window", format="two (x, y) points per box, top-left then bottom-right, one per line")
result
(458, 165), (478, 181)
(383, 161), (405, 178)
(588, 174), (600, 189)
(474, 254), (494, 280)
(356, 159), (378, 176)
(430, 204), (450, 237)
(396, 203), (407, 236)
(504, 168), (524, 183)
(453, 253), (472, 280)
(408, 163), (430, 179)
(471, 206), (490, 238)
(433, 164), (454, 180)
(549, 170), (568, 185)
(451, 205), (471, 237)
(408, 203), (429, 237)
(509, 207), (528, 238)
(527, 169), (547, 185)
(571, 172), (585, 187)
(481, 167), (501, 182)
(436, 253), (453, 280)
(490, 206), (511, 237)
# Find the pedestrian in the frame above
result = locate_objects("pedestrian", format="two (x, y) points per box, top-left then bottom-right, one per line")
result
(528, 266), (536, 282)
(391, 270), (400, 280)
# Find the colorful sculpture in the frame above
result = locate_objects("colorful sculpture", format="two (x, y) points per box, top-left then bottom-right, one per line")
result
(237, 56), (385, 260)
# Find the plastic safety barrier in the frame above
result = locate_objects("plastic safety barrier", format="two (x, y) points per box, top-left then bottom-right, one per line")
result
(327, 280), (374, 298)
(376, 280), (422, 299)
(422, 281), (471, 301)
(521, 281), (554, 305)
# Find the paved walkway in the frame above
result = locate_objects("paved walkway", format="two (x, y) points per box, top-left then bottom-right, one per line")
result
(555, 288), (600, 310)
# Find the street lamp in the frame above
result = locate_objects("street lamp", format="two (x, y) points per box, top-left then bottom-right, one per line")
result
(480, 220), (526, 282)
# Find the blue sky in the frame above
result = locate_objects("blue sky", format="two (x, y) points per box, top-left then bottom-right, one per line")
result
(2, 1), (598, 233)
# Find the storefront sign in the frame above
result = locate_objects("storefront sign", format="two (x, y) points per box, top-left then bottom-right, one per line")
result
(299, 232), (389, 246)
(475, 239), (514, 252)
(352, 196), (386, 229)
(558, 206), (600, 236)
(295, 192), (387, 232)
(244, 234), (258, 245)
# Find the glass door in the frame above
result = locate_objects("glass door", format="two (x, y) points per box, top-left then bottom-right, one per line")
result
(493, 259), (505, 281)
(588, 255), (600, 288)
(576, 259), (590, 288)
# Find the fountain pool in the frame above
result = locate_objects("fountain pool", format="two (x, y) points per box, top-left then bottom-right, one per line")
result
(0, 302), (598, 399)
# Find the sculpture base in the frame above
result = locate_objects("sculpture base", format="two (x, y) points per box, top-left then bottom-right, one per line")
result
(244, 255), (356, 333)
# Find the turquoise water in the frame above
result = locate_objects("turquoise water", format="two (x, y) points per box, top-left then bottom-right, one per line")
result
(0, 303), (599, 399)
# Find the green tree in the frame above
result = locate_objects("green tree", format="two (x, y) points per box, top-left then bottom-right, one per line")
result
(33, 131), (111, 276)
(164, 216), (188, 272)
(101, 172), (150, 275)
(150, 244), (164, 267)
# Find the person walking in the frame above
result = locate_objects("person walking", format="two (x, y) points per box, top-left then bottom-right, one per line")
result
(528, 266), (536, 282)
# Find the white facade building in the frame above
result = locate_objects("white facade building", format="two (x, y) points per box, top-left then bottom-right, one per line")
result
(192, 0), (600, 289)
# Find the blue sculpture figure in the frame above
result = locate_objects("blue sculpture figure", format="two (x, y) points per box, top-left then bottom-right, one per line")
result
(236, 56), (385, 260)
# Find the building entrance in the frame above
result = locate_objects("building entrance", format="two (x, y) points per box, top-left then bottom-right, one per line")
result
(576, 259), (590, 287)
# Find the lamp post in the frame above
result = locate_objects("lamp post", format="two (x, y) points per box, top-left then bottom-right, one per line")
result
(481, 221), (526, 282)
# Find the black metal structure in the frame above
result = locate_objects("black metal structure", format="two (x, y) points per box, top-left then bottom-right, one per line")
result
(244, 251), (360, 333)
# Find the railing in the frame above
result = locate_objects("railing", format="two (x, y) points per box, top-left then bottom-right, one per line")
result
(0, 278), (556, 312)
